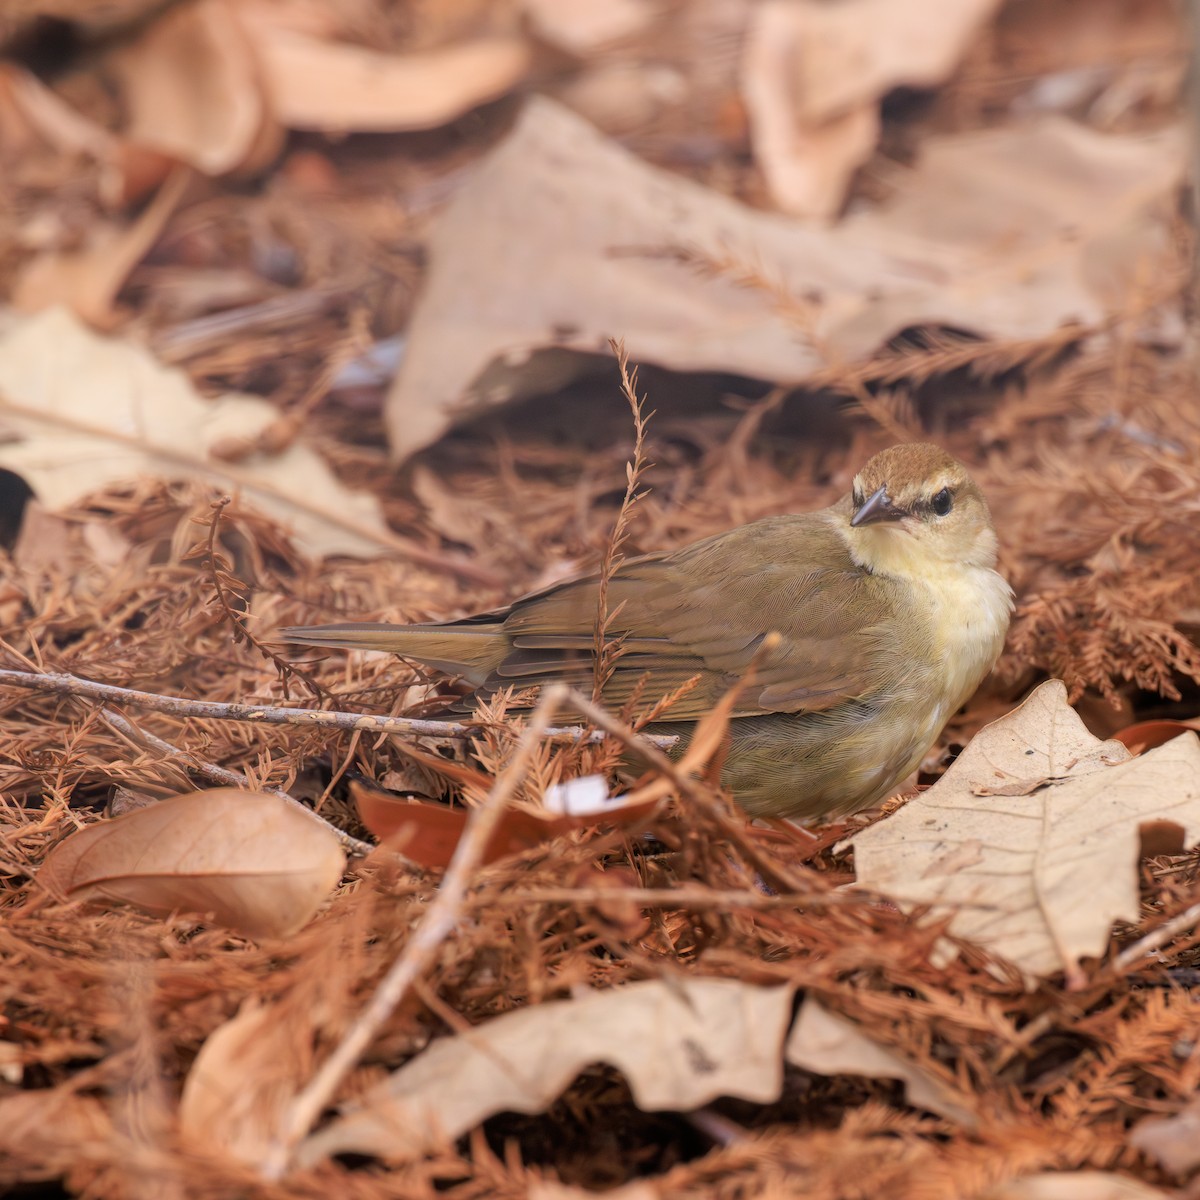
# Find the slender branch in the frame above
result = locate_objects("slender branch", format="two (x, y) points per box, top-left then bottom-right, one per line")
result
(488, 884), (854, 910)
(0, 669), (679, 749)
(264, 684), (569, 1179)
(97, 706), (372, 858)
(192, 497), (326, 703)
(592, 340), (652, 701)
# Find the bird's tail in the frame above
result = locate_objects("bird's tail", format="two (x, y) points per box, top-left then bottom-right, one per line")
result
(279, 622), (505, 685)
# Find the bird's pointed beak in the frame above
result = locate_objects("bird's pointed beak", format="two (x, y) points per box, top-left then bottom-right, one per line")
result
(850, 485), (905, 528)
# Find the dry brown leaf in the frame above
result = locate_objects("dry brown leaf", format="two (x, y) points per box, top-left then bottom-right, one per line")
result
(384, 99), (1182, 461)
(244, 16), (533, 133)
(1113, 718), (1200, 755)
(785, 998), (977, 1126)
(1129, 1098), (1200, 1177)
(742, 0), (1000, 216)
(519, 0), (655, 55)
(12, 167), (189, 328)
(297, 978), (793, 1166)
(103, 0), (281, 177)
(350, 776), (659, 869)
(179, 997), (310, 1168)
(0, 1089), (112, 1175)
(38, 788), (346, 939)
(983, 1172), (1172, 1200)
(0, 307), (395, 558)
(849, 681), (1200, 984)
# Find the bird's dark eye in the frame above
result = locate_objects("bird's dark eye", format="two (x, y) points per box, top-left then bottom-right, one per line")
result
(931, 488), (953, 517)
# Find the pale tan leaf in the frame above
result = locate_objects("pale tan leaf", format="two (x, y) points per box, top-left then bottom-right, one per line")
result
(741, 0), (1001, 213)
(743, 0), (1005, 216)
(179, 998), (309, 1167)
(383, 99), (1182, 461)
(103, 0), (280, 176)
(849, 681), (1200, 983)
(297, 978), (793, 1166)
(245, 17), (532, 133)
(785, 998), (977, 1126)
(38, 788), (345, 939)
(1129, 1098), (1200, 1176)
(983, 1171), (1172, 1200)
(519, 0), (655, 55)
(0, 307), (394, 558)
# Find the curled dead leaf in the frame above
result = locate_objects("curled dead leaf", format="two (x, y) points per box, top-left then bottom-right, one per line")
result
(297, 978), (793, 1166)
(742, 0), (1001, 217)
(104, 0), (282, 177)
(246, 20), (533, 133)
(38, 788), (345, 939)
(1113, 719), (1200, 755)
(180, 998), (311, 1168)
(351, 773), (660, 869)
(12, 168), (190, 329)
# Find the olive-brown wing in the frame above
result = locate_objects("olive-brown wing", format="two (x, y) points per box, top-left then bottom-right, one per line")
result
(473, 514), (898, 720)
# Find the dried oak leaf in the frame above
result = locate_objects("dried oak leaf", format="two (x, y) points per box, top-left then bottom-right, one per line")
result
(0, 307), (393, 558)
(384, 98), (1182, 461)
(297, 978), (793, 1166)
(849, 680), (1200, 984)
(785, 998), (977, 1126)
(38, 788), (345, 939)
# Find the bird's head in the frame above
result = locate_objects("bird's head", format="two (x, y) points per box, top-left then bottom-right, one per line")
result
(844, 443), (999, 577)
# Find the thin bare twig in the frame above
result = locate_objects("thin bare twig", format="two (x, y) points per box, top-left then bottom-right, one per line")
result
(488, 884), (855, 910)
(97, 706), (372, 857)
(189, 497), (327, 703)
(593, 341), (653, 702)
(1111, 899), (1200, 973)
(0, 668), (679, 749)
(264, 683), (569, 1179)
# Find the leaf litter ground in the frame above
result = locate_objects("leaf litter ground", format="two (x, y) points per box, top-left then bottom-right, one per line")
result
(2, 2), (1200, 1197)
(4, 324), (1200, 1197)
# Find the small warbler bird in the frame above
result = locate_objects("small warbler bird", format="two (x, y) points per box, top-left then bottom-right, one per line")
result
(283, 443), (1012, 820)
